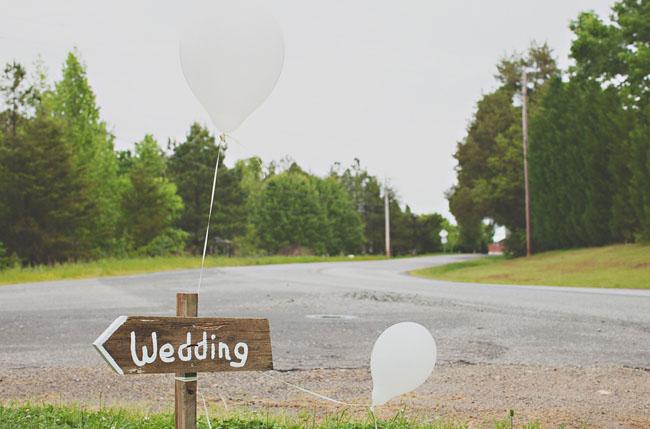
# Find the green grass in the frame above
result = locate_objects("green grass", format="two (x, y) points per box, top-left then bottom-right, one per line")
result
(0, 255), (385, 286)
(0, 404), (543, 429)
(411, 243), (650, 289)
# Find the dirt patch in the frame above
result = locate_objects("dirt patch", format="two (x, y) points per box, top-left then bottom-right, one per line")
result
(1, 363), (648, 428)
(479, 273), (538, 283)
(479, 273), (516, 281)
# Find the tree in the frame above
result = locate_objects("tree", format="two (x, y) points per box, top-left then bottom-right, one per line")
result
(447, 43), (558, 254)
(413, 213), (445, 254)
(383, 191), (412, 256)
(314, 176), (364, 255)
(0, 61), (38, 229)
(0, 61), (38, 135)
(252, 172), (327, 254)
(529, 77), (632, 250)
(235, 156), (266, 204)
(120, 135), (185, 252)
(116, 149), (134, 176)
(336, 159), (385, 254)
(45, 52), (120, 254)
(570, 2), (649, 110)
(0, 110), (96, 264)
(168, 123), (247, 251)
(630, 105), (650, 241)
(570, 1), (650, 240)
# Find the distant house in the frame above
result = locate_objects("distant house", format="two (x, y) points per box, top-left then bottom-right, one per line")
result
(488, 241), (505, 256)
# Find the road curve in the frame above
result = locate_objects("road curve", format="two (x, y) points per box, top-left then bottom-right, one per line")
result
(0, 254), (648, 370)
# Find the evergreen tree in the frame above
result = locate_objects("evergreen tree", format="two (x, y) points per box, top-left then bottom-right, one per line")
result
(0, 61), (38, 135)
(528, 67), (638, 251)
(337, 159), (385, 254)
(0, 110), (95, 264)
(570, 0), (650, 241)
(630, 105), (650, 241)
(414, 213), (445, 254)
(168, 123), (247, 251)
(390, 202), (415, 255)
(448, 43), (558, 254)
(314, 176), (364, 255)
(121, 135), (184, 251)
(45, 52), (120, 254)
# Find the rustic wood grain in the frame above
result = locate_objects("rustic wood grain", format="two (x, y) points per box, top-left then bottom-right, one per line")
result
(175, 293), (197, 429)
(101, 316), (273, 375)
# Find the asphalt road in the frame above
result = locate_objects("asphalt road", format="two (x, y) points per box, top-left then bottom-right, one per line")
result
(1, 255), (649, 370)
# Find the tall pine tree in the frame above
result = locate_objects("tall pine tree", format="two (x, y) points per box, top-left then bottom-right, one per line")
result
(44, 52), (120, 255)
(0, 110), (95, 264)
(121, 135), (185, 252)
(168, 123), (247, 251)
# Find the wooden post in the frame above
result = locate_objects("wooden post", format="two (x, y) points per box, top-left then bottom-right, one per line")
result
(94, 294), (273, 429)
(175, 293), (198, 429)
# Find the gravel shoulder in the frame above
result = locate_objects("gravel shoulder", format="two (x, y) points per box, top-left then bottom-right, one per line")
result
(2, 256), (649, 428)
(1, 363), (648, 428)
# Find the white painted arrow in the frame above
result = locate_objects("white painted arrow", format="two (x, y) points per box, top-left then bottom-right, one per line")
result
(93, 315), (127, 375)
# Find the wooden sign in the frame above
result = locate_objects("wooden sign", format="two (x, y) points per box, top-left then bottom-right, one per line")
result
(93, 293), (271, 429)
(94, 315), (273, 375)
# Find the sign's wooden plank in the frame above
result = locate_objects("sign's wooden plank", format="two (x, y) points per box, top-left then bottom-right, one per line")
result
(94, 316), (273, 375)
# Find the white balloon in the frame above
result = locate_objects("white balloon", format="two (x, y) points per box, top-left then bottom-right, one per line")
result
(179, 0), (284, 133)
(370, 322), (437, 407)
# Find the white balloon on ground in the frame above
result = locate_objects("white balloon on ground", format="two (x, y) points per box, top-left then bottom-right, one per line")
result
(179, 0), (284, 133)
(370, 322), (437, 407)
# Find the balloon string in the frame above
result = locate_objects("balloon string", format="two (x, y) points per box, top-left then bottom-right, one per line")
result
(259, 372), (370, 408)
(197, 134), (224, 294)
(199, 391), (213, 429)
(371, 408), (378, 429)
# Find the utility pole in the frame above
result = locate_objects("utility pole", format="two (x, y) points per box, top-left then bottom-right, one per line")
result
(384, 179), (391, 258)
(521, 71), (532, 257)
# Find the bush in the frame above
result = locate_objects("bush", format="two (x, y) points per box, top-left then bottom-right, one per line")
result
(504, 229), (527, 257)
(137, 228), (189, 257)
(0, 242), (18, 270)
(231, 227), (266, 257)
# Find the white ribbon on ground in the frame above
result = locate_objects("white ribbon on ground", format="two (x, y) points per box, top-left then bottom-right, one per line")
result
(259, 372), (369, 408)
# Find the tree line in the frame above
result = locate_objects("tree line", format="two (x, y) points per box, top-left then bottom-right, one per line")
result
(0, 53), (449, 266)
(448, 0), (649, 255)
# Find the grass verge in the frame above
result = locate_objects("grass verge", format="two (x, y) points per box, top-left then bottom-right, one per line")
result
(411, 243), (650, 289)
(0, 255), (385, 286)
(0, 404), (541, 429)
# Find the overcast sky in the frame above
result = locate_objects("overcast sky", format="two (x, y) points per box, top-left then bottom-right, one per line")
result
(1, 0), (613, 220)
